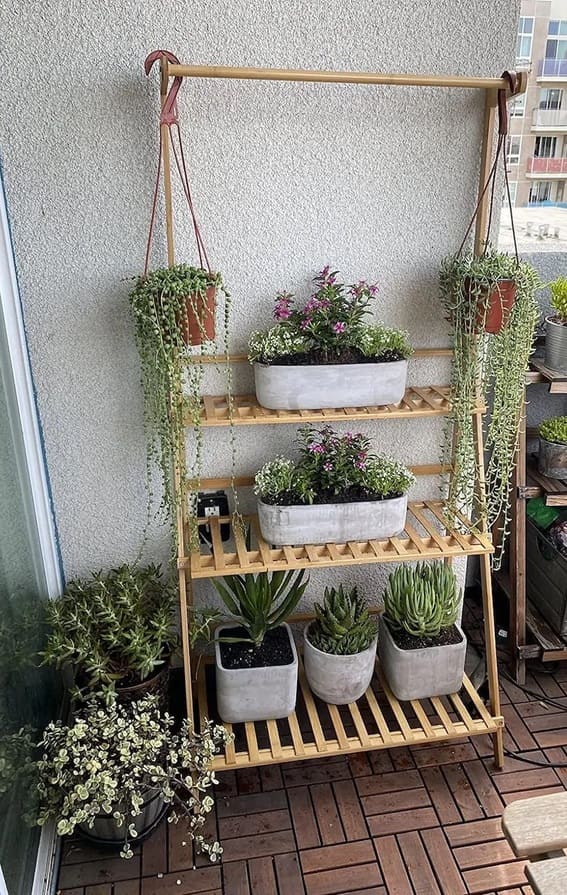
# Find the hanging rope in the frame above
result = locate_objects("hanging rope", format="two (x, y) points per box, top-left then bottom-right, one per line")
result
(143, 51), (212, 275)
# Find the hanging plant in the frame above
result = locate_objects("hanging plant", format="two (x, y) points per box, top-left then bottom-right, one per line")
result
(440, 249), (540, 567)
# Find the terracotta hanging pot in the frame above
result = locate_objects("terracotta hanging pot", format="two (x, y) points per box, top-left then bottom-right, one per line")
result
(180, 284), (217, 345)
(465, 277), (517, 335)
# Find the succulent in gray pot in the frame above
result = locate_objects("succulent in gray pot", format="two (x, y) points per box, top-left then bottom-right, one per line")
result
(378, 562), (466, 701)
(304, 585), (377, 704)
(211, 570), (309, 723)
(544, 277), (567, 374)
(36, 693), (231, 860)
(41, 564), (176, 706)
(254, 425), (415, 546)
(248, 267), (412, 410)
(538, 416), (567, 479)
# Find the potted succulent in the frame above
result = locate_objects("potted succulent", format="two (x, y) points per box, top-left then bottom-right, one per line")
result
(538, 416), (567, 479)
(211, 570), (309, 723)
(36, 694), (231, 860)
(303, 585), (377, 704)
(254, 425), (415, 546)
(42, 564), (176, 704)
(544, 276), (567, 374)
(378, 562), (466, 701)
(439, 250), (540, 568)
(248, 267), (413, 409)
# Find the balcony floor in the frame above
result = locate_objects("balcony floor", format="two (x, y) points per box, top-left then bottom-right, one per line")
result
(56, 600), (567, 895)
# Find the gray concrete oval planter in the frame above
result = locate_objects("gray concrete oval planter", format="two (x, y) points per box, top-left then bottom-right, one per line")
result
(303, 623), (377, 704)
(214, 623), (298, 723)
(378, 615), (466, 702)
(539, 436), (567, 479)
(254, 360), (408, 410)
(257, 495), (408, 546)
(544, 316), (567, 374)
(78, 790), (166, 847)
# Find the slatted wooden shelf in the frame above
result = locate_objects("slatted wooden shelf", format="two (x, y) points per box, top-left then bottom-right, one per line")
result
(530, 358), (567, 394)
(524, 455), (567, 507)
(183, 500), (493, 578)
(193, 386), (478, 427)
(195, 654), (503, 771)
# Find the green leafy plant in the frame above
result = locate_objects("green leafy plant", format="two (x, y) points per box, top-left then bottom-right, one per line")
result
(439, 250), (540, 567)
(42, 564), (176, 698)
(129, 264), (239, 548)
(254, 425), (415, 505)
(307, 585), (376, 655)
(36, 694), (231, 860)
(211, 570), (309, 647)
(550, 277), (567, 323)
(539, 416), (567, 445)
(383, 562), (461, 639)
(248, 267), (412, 365)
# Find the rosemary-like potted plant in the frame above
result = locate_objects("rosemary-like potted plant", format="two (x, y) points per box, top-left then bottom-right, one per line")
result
(42, 564), (176, 704)
(538, 416), (567, 479)
(440, 250), (540, 566)
(378, 562), (465, 701)
(36, 693), (231, 859)
(129, 264), (236, 543)
(254, 425), (415, 546)
(544, 276), (567, 374)
(211, 570), (308, 723)
(303, 585), (377, 704)
(248, 267), (413, 409)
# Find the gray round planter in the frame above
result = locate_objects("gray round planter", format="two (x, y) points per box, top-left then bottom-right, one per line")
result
(303, 623), (377, 704)
(538, 436), (567, 479)
(78, 790), (166, 847)
(378, 615), (466, 702)
(544, 316), (567, 374)
(254, 360), (408, 410)
(214, 623), (298, 723)
(257, 494), (408, 546)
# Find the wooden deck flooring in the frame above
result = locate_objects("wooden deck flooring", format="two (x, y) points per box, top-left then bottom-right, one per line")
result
(57, 603), (567, 895)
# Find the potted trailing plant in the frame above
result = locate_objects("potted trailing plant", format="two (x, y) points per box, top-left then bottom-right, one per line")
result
(42, 564), (176, 704)
(129, 264), (238, 545)
(36, 693), (231, 859)
(303, 585), (377, 704)
(254, 425), (415, 546)
(211, 570), (309, 723)
(378, 562), (466, 701)
(544, 276), (567, 374)
(538, 416), (567, 479)
(440, 250), (540, 567)
(248, 267), (413, 409)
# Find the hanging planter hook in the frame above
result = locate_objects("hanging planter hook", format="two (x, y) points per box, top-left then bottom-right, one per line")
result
(144, 50), (183, 126)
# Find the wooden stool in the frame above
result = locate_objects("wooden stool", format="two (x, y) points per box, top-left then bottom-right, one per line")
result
(502, 792), (567, 895)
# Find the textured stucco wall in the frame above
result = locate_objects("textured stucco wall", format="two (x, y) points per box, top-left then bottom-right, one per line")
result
(1, 2), (520, 605)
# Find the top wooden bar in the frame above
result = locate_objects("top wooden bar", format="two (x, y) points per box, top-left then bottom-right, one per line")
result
(167, 63), (519, 91)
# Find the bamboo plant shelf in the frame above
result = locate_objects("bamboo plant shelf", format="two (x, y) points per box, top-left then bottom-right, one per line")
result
(145, 50), (518, 772)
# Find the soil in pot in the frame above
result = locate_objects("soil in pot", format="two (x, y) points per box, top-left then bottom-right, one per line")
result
(388, 625), (463, 651)
(265, 347), (404, 366)
(260, 486), (404, 507)
(219, 626), (294, 669)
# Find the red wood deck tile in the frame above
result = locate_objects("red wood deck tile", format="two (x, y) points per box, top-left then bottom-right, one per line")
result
(310, 783), (345, 845)
(442, 764), (484, 821)
(493, 767), (560, 793)
(463, 760), (506, 816)
(454, 839), (518, 870)
(282, 758), (351, 787)
(218, 808), (291, 839)
(247, 857), (278, 895)
(220, 829), (296, 862)
(215, 790), (287, 817)
(300, 840), (376, 874)
(396, 831), (441, 894)
(419, 766), (461, 825)
(367, 806), (439, 836)
(141, 867), (221, 895)
(259, 764), (284, 791)
(332, 779), (368, 841)
(303, 862), (382, 895)
(141, 819), (167, 876)
(274, 853), (306, 895)
(355, 769), (422, 797)
(462, 860), (529, 894)
(236, 768), (262, 794)
(113, 883), (141, 895)
(412, 741), (478, 767)
(445, 817), (506, 847)
(58, 857), (141, 889)
(221, 861), (249, 895)
(374, 835), (413, 895)
(288, 785), (321, 849)
(421, 827), (467, 894)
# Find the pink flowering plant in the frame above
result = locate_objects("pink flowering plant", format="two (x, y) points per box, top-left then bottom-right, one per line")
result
(254, 425), (415, 506)
(248, 268), (412, 365)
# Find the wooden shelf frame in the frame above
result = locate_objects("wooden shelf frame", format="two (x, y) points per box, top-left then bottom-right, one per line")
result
(144, 51), (516, 771)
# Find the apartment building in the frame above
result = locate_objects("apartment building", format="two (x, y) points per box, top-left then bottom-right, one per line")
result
(510, 0), (567, 206)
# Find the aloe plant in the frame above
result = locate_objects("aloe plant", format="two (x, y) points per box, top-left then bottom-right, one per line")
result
(211, 570), (309, 647)
(383, 562), (461, 639)
(308, 585), (376, 655)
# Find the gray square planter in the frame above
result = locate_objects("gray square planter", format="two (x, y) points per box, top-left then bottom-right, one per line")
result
(254, 360), (408, 410)
(303, 623), (377, 704)
(378, 615), (466, 701)
(257, 495), (408, 546)
(214, 623), (298, 723)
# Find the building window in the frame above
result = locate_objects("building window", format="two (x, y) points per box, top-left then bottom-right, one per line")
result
(516, 16), (534, 63)
(529, 181), (552, 203)
(506, 136), (522, 165)
(511, 94), (526, 117)
(503, 181), (518, 207)
(539, 88), (563, 110)
(548, 20), (567, 37)
(535, 136), (557, 158)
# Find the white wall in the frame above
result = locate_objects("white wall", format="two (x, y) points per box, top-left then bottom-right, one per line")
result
(0, 1), (520, 597)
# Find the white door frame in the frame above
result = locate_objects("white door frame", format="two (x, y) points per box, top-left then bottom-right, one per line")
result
(0, 176), (63, 892)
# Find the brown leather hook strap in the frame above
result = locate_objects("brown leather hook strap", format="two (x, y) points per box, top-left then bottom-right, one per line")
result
(498, 69), (519, 136)
(144, 50), (183, 126)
